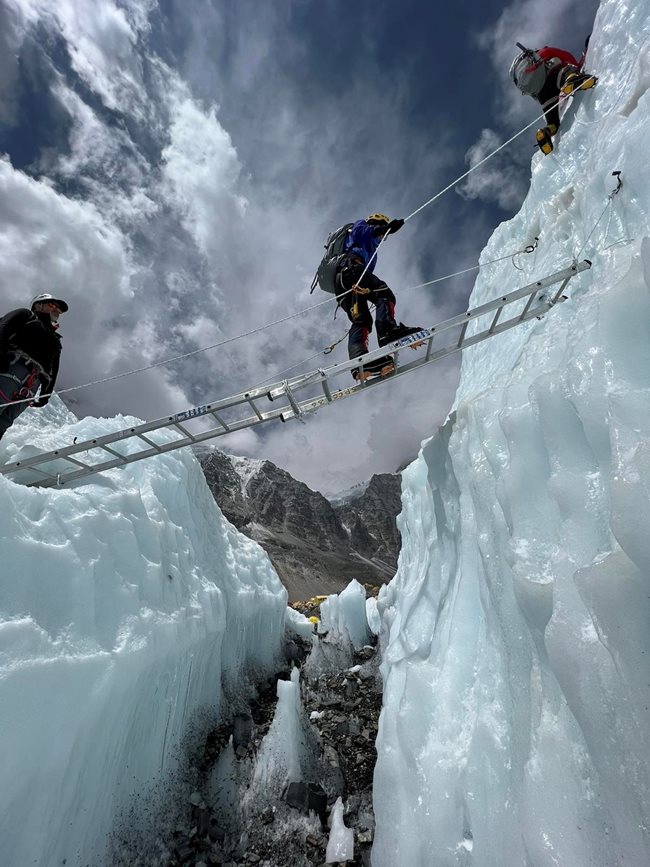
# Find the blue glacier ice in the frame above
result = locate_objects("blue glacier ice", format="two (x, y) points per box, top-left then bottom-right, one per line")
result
(374, 0), (650, 863)
(0, 402), (287, 866)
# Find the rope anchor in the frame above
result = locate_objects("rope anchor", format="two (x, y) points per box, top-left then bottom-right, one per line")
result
(610, 170), (622, 198)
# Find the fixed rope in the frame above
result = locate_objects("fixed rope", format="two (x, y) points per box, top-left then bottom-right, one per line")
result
(0, 82), (598, 412)
(0, 241), (543, 410)
(574, 171), (623, 259)
(251, 242), (542, 388)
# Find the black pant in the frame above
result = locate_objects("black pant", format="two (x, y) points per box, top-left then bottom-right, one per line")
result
(538, 65), (580, 129)
(336, 260), (398, 362)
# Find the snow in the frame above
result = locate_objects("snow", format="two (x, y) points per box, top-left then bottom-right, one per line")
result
(325, 479), (370, 507)
(2, 1), (650, 864)
(0, 406), (287, 867)
(325, 797), (354, 864)
(365, 596), (381, 635)
(319, 578), (371, 650)
(285, 604), (316, 642)
(227, 453), (264, 497)
(252, 667), (305, 790)
(374, 1), (650, 864)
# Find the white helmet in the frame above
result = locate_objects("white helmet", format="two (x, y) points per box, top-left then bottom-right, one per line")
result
(31, 293), (69, 312)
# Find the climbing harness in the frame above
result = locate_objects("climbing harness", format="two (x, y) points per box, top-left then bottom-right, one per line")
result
(1, 261), (591, 488)
(0, 79), (609, 419)
(251, 240), (543, 389)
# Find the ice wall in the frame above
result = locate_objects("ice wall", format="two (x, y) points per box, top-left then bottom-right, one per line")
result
(374, 0), (650, 864)
(0, 403), (287, 867)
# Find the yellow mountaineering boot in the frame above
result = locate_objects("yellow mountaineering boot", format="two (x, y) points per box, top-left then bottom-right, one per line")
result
(535, 124), (557, 155)
(561, 71), (598, 96)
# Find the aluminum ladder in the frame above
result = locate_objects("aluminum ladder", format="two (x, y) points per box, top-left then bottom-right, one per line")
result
(0, 261), (590, 488)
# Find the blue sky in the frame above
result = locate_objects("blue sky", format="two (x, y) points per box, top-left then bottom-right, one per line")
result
(0, 0), (598, 491)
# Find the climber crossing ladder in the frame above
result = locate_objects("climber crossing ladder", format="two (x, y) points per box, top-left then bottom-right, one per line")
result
(0, 260), (591, 489)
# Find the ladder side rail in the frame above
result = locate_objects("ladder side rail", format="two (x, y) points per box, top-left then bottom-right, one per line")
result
(0, 386), (276, 475)
(266, 369), (328, 401)
(265, 261), (591, 400)
(14, 452), (96, 480)
(4, 263), (590, 481)
(279, 295), (560, 421)
(438, 296), (557, 355)
(427, 261), (589, 337)
(31, 404), (291, 488)
(474, 297), (560, 339)
(278, 261), (591, 393)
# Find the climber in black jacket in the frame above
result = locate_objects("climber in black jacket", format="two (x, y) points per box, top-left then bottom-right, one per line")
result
(0, 293), (68, 441)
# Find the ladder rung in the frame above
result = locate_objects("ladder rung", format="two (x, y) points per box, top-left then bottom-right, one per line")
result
(27, 464), (60, 481)
(551, 276), (571, 303)
(519, 290), (538, 320)
(210, 411), (230, 431)
(138, 434), (163, 451)
(101, 444), (127, 459)
(489, 304), (504, 333)
(173, 421), (196, 440)
(0, 260), (591, 488)
(246, 397), (264, 421)
(62, 455), (93, 470)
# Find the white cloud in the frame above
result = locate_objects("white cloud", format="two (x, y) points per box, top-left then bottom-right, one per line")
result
(160, 83), (247, 264)
(30, 0), (147, 114)
(457, 128), (529, 210)
(0, 0), (476, 490)
(0, 155), (189, 421)
(0, 2), (23, 125)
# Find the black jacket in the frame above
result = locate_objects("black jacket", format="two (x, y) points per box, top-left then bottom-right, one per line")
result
(0, 308), (63, 397)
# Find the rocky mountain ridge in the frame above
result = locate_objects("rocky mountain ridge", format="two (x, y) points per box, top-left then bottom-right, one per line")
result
(197, 449), (402, 601)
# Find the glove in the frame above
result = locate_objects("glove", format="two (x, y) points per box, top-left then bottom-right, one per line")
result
(386, 218), (405, 235)
(32, 397), (49, 408)
(0, 353), (10, 373)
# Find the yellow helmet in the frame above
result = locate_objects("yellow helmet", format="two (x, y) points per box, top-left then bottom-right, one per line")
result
(367, 213), (390, 225)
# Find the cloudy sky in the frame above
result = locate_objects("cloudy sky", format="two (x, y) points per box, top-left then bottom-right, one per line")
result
(0, 0), (598, 493)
